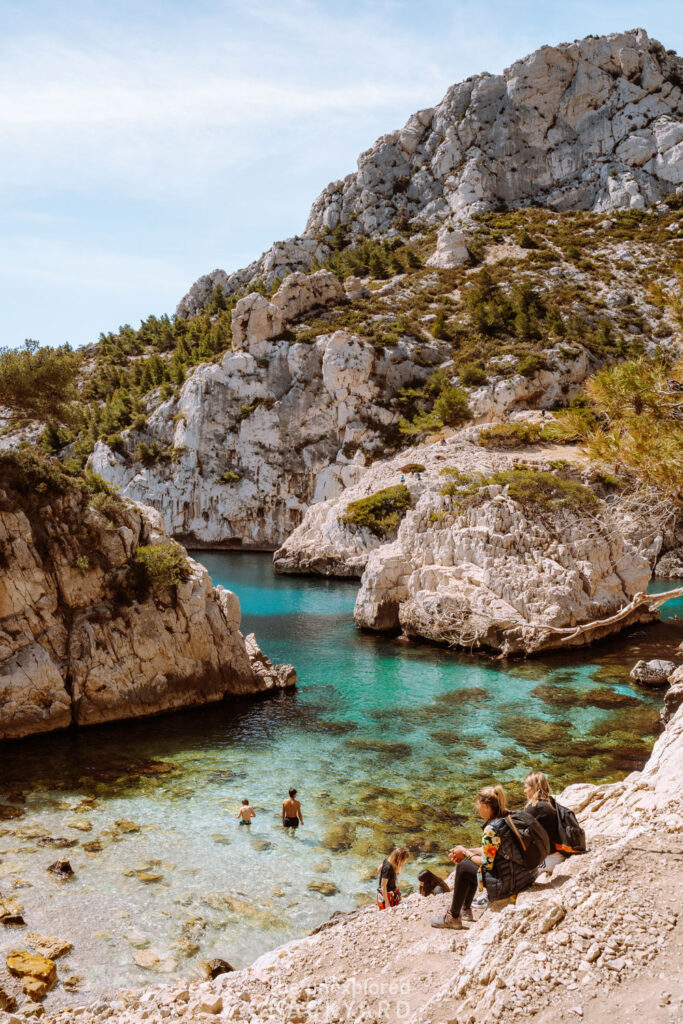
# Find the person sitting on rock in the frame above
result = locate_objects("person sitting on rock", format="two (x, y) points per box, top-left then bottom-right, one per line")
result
(377, 847), (409, 910)
(431, 785), (537, 930)
(523, 771), (566, 874)
(236, 799), (256, 826)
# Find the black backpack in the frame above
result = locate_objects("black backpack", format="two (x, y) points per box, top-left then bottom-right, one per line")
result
(555, 801), (586, 855)
(497, 810), (550, 870)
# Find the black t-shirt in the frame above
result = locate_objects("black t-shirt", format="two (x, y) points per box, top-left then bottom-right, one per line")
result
(526, 799), (560, 850)
(379, 859), (397, 890)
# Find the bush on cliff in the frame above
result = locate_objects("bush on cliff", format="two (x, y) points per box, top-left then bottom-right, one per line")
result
(135, 543), (190, 590)
(340, 484), (411, 537)
(584, 356), (683, 503)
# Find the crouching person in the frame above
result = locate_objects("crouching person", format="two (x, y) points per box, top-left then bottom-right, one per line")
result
(431, 785), (542, 930)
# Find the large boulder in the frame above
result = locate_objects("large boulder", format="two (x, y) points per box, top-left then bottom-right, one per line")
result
(629, 659), (678, 687)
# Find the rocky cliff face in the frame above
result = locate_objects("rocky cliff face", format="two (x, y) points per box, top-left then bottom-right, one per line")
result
(274, 429), (655, 654)
(0, 454), (295, 741)
(178, 28), (683, 311)
(91, 271), (448, 547)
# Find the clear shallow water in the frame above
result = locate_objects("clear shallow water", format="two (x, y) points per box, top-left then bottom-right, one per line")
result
(1, 554), (680, 1005)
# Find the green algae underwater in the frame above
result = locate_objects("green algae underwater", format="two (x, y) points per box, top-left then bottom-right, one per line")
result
(1, 554), (681, 1001)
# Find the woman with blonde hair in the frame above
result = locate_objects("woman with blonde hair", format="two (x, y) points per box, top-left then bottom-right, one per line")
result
(431, 784), (539, 929)
(377, 846), (409, 910)
(524, 771), (566, 874)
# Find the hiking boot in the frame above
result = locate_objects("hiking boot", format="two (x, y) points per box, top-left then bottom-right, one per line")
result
(430, 912), (464, 929)
(462, 908), (475, 922)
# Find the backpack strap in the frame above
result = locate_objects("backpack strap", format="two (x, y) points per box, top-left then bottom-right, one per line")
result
(506, 813), (527, 851)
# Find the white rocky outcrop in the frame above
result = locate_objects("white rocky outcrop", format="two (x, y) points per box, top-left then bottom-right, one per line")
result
(274, 430), (654, 654)
(176, 238), (332, 318)
(231, 270), (343, 354)
(90, 320), (446, 547)
(468, 344), (593, 421)
(425, 224), (470, 268)
(0, 464), (294, 741)
(177, 30), (683, 314)
(307, 29), (683, 237)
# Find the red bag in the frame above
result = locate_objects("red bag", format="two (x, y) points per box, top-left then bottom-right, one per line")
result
(377, 888), (401, 910)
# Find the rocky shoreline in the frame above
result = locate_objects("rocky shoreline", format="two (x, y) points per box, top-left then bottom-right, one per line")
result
(3, 695), (679, 1024)
(0, 454), (295, 741)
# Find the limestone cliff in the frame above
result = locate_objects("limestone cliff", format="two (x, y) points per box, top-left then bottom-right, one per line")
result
(274, 428), (655, 654)
(178, 28), (683, 312)
(0, 453), (295, 741)
(90, 270), (448, 547)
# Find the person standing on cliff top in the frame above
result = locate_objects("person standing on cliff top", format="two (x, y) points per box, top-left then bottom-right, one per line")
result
(282, 788), (303, 830)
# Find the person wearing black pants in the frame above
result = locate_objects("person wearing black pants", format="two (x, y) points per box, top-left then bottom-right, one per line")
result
(447, 857), (478, 919)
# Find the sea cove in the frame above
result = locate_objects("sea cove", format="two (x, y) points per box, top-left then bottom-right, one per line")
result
(1, 554), (678, 1007)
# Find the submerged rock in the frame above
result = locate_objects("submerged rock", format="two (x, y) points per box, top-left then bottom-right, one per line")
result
(25, 934), (72, 960)
(307, 879), (339, 896)
(46, 859), (74, 878)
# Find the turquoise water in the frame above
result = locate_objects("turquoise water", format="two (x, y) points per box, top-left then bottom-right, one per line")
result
(0, 553), (680, 1005)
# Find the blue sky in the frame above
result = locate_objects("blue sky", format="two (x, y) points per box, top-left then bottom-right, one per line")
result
(1, 0), (682, 349)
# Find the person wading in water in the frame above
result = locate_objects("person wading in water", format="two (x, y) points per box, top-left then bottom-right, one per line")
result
(282, 788), (303, 831)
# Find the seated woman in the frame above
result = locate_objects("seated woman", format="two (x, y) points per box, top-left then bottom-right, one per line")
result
(523, 771), (567, 874)
(431, 785), (538, 929)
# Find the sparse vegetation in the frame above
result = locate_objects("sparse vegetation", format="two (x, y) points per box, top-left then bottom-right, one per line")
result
(340, 484), (411, 537)
(135, 543), (190, 589)
(583, 357), (683, 503)
(220, 470), (240, 484)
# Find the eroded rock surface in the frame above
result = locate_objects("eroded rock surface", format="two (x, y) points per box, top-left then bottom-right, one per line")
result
(90, 321), (446, 547)
(275, 430), (654, 653)
(178, 29), (683, 312)
(0, 457), (294, 740)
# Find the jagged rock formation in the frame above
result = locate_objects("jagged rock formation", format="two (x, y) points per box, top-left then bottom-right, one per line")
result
(0, 457), (295, 741)
(29, 703), (683, 1024)
(178, 28), (683, 311)
(274, 430), (654, 653)
(90, 310), (447, 547)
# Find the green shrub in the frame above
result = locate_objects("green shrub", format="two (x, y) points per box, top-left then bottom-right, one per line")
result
(69, 555), (89, 571)
(478, 423), (541, 448)
(137, 441), (162, 466)
(664, 193), (683, 211)
(516, 355), (546, 378)
(489, 470), (599, 510)
(339, 484), (411, 537)
(459, 363), (488, 387)
(135, 543), (190, 589)
(433, 386), (472, 427)
(88, 491), (124, 521)
(517, 230), (539, 249)
(220, 470), (240, 484)
(399, 463), (425, 473)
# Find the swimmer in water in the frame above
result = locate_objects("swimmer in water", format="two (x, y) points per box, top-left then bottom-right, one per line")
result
(236, 799), (256, 825)
(282, 788), (303, 830)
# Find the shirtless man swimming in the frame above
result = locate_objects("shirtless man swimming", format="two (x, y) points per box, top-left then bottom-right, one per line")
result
(282, 788), (303, 830)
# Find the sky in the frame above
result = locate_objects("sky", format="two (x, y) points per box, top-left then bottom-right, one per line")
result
(1, 0), (682, 350)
